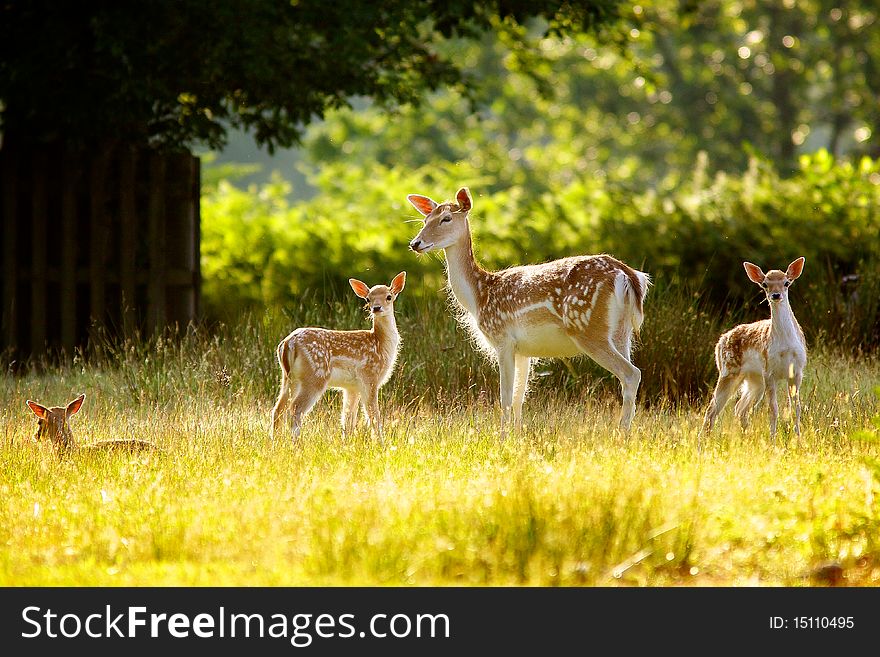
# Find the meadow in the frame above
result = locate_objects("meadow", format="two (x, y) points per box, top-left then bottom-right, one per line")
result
(2, 288), (879, 587)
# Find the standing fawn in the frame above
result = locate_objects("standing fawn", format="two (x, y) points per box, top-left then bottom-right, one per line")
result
(407, 187), (650, 436)
(25, 393), (158, 456)
(270, 272), (407, 443)
(702, 257), (807, 440)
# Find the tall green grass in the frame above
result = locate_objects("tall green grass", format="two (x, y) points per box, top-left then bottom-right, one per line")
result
(2, 289), (879, 586)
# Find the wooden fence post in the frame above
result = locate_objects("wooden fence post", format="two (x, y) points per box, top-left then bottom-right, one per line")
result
(0, 142), (201, 363)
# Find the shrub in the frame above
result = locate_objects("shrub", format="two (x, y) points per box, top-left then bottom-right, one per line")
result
(201, 151), (880, 356)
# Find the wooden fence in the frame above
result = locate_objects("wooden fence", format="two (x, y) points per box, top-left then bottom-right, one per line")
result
(1, 141), (200, 362)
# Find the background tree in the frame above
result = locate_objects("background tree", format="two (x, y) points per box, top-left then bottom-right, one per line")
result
(0, 0), (622, 151)
(640, 0), (879, 173)
(302, 0), (879, 184)
(198, 1), (880, 358)
(0, 0), (623, 361)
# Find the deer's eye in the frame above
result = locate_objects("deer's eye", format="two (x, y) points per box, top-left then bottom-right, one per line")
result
(784, 281), (790, 287)
(440, 216), (451, 223)
(386, 295), (392, 301)
(761, 282), (768, 289)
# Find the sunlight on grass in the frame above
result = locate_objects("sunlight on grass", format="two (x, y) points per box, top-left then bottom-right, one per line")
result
(2, 311), (879, 587)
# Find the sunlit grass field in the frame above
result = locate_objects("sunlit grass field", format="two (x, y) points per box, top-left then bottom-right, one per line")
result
(2, 293), (879, 587)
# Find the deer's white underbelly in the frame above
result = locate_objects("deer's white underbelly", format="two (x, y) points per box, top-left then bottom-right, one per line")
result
(514, 326), (582, 356)
(327, 357), (367, 388)
(508, 307), (583, 357)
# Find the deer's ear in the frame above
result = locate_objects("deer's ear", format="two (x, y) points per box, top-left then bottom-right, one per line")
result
(349, 278), (371, 299)
(407, 194), (438, 216)
(743, 262), (766, 284)
(66, 393), (85, 416)
(786, 257), (805, 281)
(456, 187), (472, 212)
(26, 400), (48, 420)
(390, 271), (406, 295)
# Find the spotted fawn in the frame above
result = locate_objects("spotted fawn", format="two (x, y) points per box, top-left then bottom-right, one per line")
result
(270, 272), (407, 443)
(702, 257), (807, 441)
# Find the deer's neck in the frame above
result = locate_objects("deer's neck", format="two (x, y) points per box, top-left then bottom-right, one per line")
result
(371, 313), (400, 357)
(769, 298), (803, 346)
(443, 226), (491, 318)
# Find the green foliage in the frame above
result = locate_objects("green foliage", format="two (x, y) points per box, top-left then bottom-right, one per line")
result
(302, 2), (880, 195)
(201, 150), (880, 358)
(628, 0), (880, 172)
(199, 152), (264, 194)
(201, 168), (431, 321)
(0, 0), (621, 151)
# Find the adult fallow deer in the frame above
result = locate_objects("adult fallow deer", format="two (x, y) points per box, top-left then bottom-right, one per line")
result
(407, 187), (650, 436)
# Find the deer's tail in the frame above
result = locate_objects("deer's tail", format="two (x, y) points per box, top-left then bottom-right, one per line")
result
(620, 266), (651, 337)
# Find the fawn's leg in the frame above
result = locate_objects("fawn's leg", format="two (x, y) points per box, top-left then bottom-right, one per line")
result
(361, 382), (383, 445)
(497, 345), (516, 439)
(787, 369), (803, 438)
(613, 323), (634, 362)
(341, 388), (361, 438)
(702, 372), (739, 434)
(612, 323), (640, 426)
(270, 374), (294, 441)
(290, 379), (327, 441)
(734, 373), (764, 430)
(765, 379), (779, 441)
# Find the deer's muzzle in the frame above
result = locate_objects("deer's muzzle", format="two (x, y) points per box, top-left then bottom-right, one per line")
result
(409, 238), (432, 253)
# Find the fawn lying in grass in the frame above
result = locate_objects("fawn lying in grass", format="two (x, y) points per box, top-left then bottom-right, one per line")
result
(270, 272), (407, 443)
(25, 393), (159, 456)
(702, 257), (807, 441)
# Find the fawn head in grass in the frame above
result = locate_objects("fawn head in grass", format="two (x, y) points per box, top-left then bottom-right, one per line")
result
(25, 393), (158, 455)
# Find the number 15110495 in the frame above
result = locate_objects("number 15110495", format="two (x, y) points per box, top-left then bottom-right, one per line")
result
(770, 616), (854, 630)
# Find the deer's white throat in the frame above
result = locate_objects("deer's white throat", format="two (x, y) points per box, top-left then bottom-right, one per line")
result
(442, 234), (484, 318)
(768, 297), (802, 347)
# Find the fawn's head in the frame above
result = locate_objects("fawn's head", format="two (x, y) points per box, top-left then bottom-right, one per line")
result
(744, 257), (805, 304)
(407, 187), (472, 254)
(349, 272), (407, 318)
(25, 393), (85, 450)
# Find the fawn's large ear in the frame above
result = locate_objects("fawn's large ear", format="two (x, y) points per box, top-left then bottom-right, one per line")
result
(786, 257), (805, 281)
(456, 187), (472, 212)
(66, 393), (85, 416)
(26, 400), (48, 420)
(390, 271), (406, 295)
(743, 261), (766, 284)
(349, 278), (371, 299)
(407, 194), (438, 216)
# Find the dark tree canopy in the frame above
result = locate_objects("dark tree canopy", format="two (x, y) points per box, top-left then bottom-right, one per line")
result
(0, 0), (621, 153)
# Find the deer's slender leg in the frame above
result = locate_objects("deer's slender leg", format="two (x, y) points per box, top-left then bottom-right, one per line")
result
(512, 355), (531, 432)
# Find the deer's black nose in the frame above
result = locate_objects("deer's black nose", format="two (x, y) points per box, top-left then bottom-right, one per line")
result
(770, 292), (782, 301)
(372, 305), (382, 313)
(409, 239), (421, 252)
